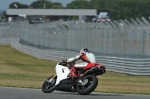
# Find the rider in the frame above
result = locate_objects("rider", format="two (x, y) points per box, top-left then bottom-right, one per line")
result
(55, 48), (96, 92)
(66, 48), (96, 78)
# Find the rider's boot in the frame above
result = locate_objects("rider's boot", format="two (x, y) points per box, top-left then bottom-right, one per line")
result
(71, 86), (76, 92)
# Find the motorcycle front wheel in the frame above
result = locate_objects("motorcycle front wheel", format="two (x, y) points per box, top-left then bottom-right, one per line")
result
(42, 75), (57, 93)
(77, 75), (98, 95)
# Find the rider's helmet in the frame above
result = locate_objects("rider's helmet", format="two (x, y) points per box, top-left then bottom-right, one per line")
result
(80, 48), (89, 54)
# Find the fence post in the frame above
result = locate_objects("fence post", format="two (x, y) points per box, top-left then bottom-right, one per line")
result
(136, 18), (145, 57)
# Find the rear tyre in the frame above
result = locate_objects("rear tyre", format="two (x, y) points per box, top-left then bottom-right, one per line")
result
(42, 75), (56, 93)
(77, 75), (98, 95)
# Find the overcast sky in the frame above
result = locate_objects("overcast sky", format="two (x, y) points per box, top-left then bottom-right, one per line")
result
(0, 0), (74, 10)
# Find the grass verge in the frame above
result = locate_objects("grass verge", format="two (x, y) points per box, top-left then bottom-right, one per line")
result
(0, 45), (150, 95)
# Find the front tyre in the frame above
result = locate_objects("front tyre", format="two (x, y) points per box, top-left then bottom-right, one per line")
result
(42, 75), (57, 93)
(77, 75), (98, 95)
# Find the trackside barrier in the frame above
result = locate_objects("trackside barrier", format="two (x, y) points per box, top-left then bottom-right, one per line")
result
(11, 39), (150, 76)
(1, 17), (150, 75)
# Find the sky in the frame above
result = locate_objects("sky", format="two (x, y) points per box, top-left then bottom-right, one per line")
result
(0, 0), (74, 10)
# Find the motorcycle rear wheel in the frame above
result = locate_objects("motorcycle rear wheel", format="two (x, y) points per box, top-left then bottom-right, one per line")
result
(77, 75), (98, 95)
(42, 75), (56, 93)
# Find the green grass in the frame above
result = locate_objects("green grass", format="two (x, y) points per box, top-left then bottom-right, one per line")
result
(0, 45), (57, 88)
(0, 45), (150, 95)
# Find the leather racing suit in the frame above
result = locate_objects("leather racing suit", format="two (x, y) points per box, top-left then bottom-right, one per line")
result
(66, 52), (96, 77)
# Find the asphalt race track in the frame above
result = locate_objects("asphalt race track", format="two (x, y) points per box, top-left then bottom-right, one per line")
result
(0, 87), (150, 99)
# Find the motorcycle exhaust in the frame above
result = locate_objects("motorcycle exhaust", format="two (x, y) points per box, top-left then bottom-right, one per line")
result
(89, 66), (106, 75)
(80, 66), (106, 77)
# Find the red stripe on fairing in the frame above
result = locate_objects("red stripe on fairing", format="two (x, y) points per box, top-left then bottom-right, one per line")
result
(83, 63), (96, 70)
(83, 63), (104, 70)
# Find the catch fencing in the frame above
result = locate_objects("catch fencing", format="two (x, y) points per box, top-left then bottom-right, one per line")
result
(1, 17), (150, 75)
(0, 22), (18, 44)
(18, 18), (150, 58)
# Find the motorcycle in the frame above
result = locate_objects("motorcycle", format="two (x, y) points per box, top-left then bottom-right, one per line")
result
(42, 60), (106, 95)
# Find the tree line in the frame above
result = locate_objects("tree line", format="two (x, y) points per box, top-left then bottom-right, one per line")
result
(66, 0), (150, 20)
(9, 0), (64, 9)
(1, 0), (150, 20)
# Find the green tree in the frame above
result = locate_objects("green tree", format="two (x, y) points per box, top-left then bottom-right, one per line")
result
(1, 11), (6, 19)
(89, 0), (106, 10)
(105, 0), (150, 20)
(66, 0), (90, 9)
(30, 0), (52, 9)
(51, 2), (64, 9)
(9, 2), (28, 8)
(8, 0), (150, 20)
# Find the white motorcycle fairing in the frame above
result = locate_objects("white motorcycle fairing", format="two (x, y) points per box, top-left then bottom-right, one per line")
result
(55, 64), (70, 85)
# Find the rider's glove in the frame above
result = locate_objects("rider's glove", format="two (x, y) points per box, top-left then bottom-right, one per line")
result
(60, 59), (67, 66)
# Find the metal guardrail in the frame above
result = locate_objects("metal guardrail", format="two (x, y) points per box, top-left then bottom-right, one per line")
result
(11, 39), (150, 76)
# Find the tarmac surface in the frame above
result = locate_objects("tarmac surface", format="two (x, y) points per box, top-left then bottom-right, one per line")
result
(0, 87), (150, 99)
